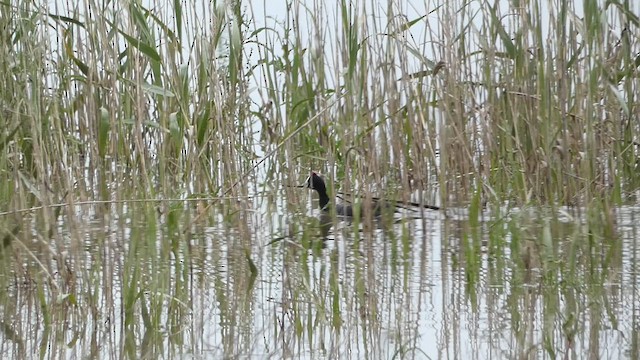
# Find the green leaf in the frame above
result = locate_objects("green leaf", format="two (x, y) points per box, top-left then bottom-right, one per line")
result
(489, 3), (516, 59)
(98, 107), (110, 158)
(142, 82), (175, 97)
(608, 83), (629, 117)
(119, 30), (162, 62)
(174, 0), (182, 39)
(47, 14), (85, 28)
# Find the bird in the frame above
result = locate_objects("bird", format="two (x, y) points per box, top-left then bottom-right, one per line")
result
(305, 172), (388, 217)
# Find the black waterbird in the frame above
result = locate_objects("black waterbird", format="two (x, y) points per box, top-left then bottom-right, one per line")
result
(305, 172), (389, 217)
(304, 172), (441, 216)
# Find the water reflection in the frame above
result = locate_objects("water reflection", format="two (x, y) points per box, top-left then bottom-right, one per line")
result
(0, 201), (638, 358)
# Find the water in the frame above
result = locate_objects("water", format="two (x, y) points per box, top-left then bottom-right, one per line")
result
(1, 190), (636, 359)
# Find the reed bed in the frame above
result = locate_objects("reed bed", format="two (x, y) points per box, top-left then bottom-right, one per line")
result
(0, 0), (638, 358)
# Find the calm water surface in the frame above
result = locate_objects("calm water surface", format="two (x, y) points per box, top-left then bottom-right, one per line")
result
(1, 187), (638, 359)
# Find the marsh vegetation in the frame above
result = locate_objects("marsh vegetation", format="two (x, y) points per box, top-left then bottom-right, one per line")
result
(0, 0), (639, 358)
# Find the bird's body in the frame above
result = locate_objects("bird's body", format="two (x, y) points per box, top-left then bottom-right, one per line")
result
(305, 172), (388, 217)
